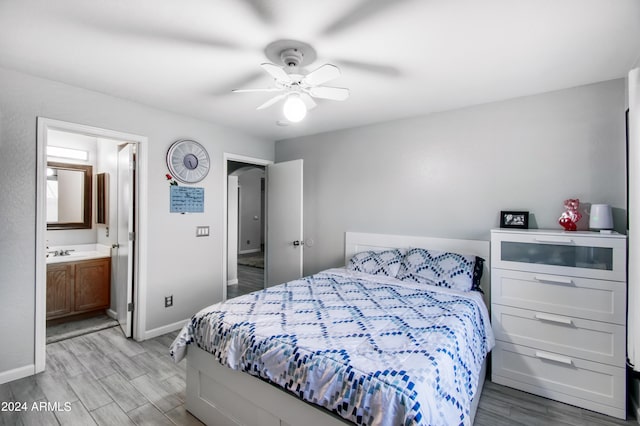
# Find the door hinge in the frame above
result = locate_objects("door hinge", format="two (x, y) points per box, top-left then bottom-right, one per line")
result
(129, 231), (135, 241)
(127, 302), (134, 312)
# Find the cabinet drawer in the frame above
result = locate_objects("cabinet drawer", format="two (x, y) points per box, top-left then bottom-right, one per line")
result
(492, 305), (625, 366)
(492, 341), (626, 419)
(491, 269), (625, 324)
(491, 230), (626, 281)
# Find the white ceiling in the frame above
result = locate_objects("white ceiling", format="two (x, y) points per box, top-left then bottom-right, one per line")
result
(0, 0), (639, 140)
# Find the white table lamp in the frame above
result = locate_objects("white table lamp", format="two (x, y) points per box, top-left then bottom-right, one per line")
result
(589, 204), (613, 230)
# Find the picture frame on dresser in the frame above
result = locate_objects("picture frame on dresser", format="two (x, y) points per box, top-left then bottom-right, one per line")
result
(499, 211), (529, 229)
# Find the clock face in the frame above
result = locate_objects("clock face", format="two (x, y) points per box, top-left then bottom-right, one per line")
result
(166, 140), (210, 183)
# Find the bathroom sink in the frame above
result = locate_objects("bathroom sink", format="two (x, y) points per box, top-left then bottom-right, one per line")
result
(46, 250), (109, 264)
(66, 251), (93, 258)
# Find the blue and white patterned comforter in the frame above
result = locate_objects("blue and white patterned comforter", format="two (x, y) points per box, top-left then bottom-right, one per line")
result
(170, 268), (494, 426)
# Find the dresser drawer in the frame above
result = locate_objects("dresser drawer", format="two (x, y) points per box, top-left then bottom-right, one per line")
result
(492, 305), (625, 366)
(492, 341), (626, 419)
(491, 269), (625, 324)
(491, 230), (626, 281)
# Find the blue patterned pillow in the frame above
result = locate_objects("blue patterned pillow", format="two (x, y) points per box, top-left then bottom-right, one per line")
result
(347, 249), (406, 277)
(396, 248), (484, 292)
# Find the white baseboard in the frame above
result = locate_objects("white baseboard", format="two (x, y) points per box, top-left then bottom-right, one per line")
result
(0, 364), (34, 385)
(238, 249), (261, 255)
(227, 279), (238, 285)
(106, 309), (117, 320)
(141, 319), (189, 341)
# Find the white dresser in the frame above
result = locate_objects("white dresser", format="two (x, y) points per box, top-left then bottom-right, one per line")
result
(490, 228), (627, 419)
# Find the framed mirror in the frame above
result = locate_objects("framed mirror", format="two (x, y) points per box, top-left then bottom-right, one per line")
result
(47, 161), (93, 230)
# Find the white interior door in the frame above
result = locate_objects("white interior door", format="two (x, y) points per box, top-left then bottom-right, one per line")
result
(266, 159), (303, 286)
(116, 144), (134, 337)
(227, 175), (239, 285)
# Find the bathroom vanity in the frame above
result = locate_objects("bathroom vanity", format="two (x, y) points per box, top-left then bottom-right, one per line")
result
(46, 246), (111, 320)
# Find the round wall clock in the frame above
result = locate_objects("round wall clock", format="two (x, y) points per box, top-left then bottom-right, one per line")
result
(166, 139), (211, 183)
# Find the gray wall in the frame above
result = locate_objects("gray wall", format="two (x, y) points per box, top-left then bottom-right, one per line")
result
(276, 79), (627, 275)
(0, 67), (274, 378)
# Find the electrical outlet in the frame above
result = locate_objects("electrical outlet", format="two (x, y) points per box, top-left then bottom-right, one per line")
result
(165, 295), (173, 307)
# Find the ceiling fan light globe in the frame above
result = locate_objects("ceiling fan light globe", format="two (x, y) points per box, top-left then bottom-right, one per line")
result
(283, 94), (307, 122)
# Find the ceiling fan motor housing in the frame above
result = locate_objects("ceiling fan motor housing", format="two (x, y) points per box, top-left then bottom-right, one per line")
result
(281, 48), (303, 68)
(265, 40), (317, 68)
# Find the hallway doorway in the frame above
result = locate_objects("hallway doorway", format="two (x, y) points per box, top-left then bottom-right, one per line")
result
(227, 161), (266, 299)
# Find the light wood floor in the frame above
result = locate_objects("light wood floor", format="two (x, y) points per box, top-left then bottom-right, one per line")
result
(227, 264), (264, 299)
(474, 380), (636, 426)
(46, 313), (118, 344)
(1, 327), (637, 426)
(0, 327), (202, 426)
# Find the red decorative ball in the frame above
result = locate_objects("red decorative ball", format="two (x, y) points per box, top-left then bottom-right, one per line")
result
(559, 217), (577, 231)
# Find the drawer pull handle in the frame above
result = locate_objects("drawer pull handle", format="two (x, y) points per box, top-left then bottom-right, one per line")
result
(534, 275), (574, 285)
(535, 351), (573, 365)
(533, 237), (574, 245)
(534, 312), (573, 325)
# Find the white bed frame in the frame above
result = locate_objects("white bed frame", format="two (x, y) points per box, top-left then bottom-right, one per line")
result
(186, 232), (491, 426)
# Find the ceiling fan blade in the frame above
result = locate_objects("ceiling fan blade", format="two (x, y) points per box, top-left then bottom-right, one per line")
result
(321, 0), (415, 36)
(210, 70), (265, 95)
(256, 93), (288, 110)
(308, 86), (350, 101)
(336, 59), (401, 77)
(69, 15), (245, 51)
(233, 88), (283, 93)
(300, 93), (317, 110)
(303, 64), (341, 87)
(239, 0), (275, 24)
(261, 63), (293, 83)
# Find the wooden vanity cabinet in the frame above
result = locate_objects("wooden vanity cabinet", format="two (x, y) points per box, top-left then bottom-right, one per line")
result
(75, 259), (110, 312)
(47, 257), (110, 320)
(46, 263), (74, 318)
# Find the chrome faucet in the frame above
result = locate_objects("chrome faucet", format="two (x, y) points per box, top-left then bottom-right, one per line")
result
(46, 249), (75, 257)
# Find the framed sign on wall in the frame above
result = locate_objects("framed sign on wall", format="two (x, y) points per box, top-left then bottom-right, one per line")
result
(170, 186), (204, 213)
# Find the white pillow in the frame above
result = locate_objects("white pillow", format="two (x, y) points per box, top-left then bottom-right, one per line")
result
(396, 248), (483, 292)
(347, 249), (406, 277)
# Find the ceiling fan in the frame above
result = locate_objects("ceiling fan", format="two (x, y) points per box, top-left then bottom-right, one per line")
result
(233, 40), (350, 123)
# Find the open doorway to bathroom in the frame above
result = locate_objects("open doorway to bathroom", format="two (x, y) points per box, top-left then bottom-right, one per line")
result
(35, 118), (147, 373)
(227, 160), (267, 299)
(43, 130), (134, 342)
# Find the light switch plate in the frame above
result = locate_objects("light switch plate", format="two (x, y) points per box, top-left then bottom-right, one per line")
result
(196, 226), (210, 237)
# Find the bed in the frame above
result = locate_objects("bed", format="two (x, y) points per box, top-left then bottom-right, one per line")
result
(171, 232), (494, 426)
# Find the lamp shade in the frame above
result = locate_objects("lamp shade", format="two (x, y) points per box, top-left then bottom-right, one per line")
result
(283, 94), (307, 122)
(589, 204), (613, 230)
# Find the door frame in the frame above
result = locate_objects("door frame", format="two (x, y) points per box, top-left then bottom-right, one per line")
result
(35, 117), (148, 372)
(222, 153), (272, 301)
